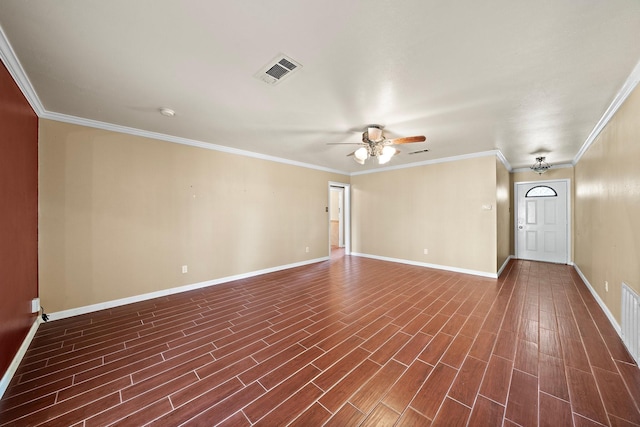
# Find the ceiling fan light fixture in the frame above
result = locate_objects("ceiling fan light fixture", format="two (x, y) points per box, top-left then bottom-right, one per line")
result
(381, 146), (396, 157)
(378, 155), (392, 165)
(530, 156), (552, 174)
(354, 147), (369, 161)
(337, 125), (426, 166)
(377, 146), (396, 164)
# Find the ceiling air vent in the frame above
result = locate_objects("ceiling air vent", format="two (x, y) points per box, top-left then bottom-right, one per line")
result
(254, 54), (302, 85)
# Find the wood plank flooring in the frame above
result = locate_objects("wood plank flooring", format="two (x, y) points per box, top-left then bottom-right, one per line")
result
(1, 255), (639, 426)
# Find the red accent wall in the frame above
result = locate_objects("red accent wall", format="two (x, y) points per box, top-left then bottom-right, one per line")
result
(0, 61), (38, 377)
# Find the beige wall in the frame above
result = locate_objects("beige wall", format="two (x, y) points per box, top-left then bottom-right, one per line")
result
(574, 85), (640, 323)
(330, 221), (339, 247)
(329, 189), (340, 221)
(39, 120), (348, 312)
(351, 155), (498, 274)
(496, 157), (510, 270)
(511, 167), (575, 260)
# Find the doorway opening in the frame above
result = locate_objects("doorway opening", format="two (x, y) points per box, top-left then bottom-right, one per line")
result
(328, 182), (350, 258)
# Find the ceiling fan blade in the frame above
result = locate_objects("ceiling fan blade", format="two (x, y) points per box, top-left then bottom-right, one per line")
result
(386, 135), (426, 145)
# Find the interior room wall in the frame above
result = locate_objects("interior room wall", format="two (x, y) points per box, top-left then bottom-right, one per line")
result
(0, 61), (38, 376)
(496, 157), (511, 270)
(39, 120), (348, 313)
(574, 84), (640, 324)
(511, 167), (575, 261)
(351, 155), (498, 275)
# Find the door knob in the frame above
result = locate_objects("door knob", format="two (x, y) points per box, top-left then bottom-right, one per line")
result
(518, 226), (523, 229)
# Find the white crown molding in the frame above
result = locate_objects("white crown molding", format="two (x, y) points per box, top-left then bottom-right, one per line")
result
(0, 29), (350, 176)
(495, 151), (512, 172)
(1, 27), (514, 178)
(41, 108), (517, 178)
(350, 252), (498, 278)
(41, 111), (350, 176)
(350, 150), (507, 176)
(46, 257), (329, 321)
(0, 25), (45, 115)
(573, 59), (640, 166)
(511, 163), (574, 174)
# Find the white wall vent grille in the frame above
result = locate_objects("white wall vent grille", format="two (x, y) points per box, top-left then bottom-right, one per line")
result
(622, 282), (640, 364)
(254, 54), (302, 85)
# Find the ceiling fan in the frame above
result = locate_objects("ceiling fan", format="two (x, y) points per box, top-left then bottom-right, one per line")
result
(328, 125), (426, 165)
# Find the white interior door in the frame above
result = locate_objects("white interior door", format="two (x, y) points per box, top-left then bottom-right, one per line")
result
(516, 180), (568, 264)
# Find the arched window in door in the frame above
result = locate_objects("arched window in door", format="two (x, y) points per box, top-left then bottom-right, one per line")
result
(525, 185), (557, 198)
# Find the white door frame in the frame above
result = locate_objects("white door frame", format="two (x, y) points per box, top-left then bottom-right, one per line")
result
(337, 188), (344, 247)
(514, 179), (571, 264)
(329, 186), (344, 247)
(328, 182), (351, 255)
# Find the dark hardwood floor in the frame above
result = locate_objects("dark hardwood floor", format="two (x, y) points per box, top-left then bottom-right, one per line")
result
(1, 254), (639, 426)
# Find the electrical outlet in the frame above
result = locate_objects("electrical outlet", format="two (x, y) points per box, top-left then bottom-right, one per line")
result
(31, 298), (40, 313)
(605, 281), (609, 292)
(423, 248), (429, 255)
(305, 247), (309, 253)
(182, 265), (188, 274)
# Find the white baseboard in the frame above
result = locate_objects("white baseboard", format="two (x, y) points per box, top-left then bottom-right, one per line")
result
(350, 252), (498, 279)
(48, 257), (329, 321)
(573, 264), (621, 335)
(497, 255), (514, 278)
(0, 316), (41, 399)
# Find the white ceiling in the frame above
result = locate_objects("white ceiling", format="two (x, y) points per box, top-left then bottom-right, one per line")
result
(1, 0), (640, 174)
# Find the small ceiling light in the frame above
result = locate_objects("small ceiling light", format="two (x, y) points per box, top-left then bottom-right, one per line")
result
(377, 146), (396, 164)
(159, 107), (175, 117)
(531, 156), (552, 174)
(381, 146), (396, 157)
(354, 147), (369, 161)
(353, 144), (399, 165)
(378, 155), (392, 165)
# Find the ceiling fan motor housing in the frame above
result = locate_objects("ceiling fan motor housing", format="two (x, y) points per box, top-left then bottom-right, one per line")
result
(363, 125), (384, 143)
(360, 126), (394, 158)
